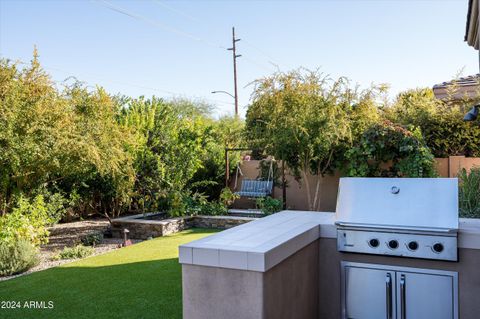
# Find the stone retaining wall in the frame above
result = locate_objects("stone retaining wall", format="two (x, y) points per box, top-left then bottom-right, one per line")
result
(111, 213), (255, 240)
(189, 215), (254, 229)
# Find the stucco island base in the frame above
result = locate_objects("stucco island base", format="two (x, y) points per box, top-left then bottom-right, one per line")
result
(182, 241), (319, 319)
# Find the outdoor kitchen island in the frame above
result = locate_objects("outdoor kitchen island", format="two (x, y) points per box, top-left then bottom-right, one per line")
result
(179, 188), (480, 319)
(179, 211), (332, 319)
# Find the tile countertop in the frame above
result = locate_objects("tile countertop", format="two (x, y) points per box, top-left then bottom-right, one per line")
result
(179, 211), (333, 272)
(179, 211), (480, 272)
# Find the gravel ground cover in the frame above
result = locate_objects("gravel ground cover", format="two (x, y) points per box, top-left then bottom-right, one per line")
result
(0, 218), (140, 282)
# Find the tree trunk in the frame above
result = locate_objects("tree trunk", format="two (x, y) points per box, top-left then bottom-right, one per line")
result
(312, 174), (321, 211)
(302, 170), (313, 211)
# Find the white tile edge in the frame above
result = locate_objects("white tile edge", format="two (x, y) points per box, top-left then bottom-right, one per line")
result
(178, 246), (192, 264)
(192, 247), (220, 267)
(219, 250), (248, 270)
(261, 225), (320, 272)
(179, 224), (321, 272)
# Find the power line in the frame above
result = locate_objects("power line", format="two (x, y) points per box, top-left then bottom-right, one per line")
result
(95, 0), (277, 73)
(151, 0), (281, 71)
(242, 38), (280, 70)
(242, 56), (276, 73)
(94, 0), (226, 50)
(151, 0), (201, 24)
(148, 0), (281, 70)
(92, 0), (280, 109)
(2, 57), (235, 106)
(52, 70), (234, 106)
(48, 65), (178, 95)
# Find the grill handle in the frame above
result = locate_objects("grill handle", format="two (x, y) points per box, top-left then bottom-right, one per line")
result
(334, 222), (457, 234)
(400, 274), (406, 319)
(386, 273), (393, 319)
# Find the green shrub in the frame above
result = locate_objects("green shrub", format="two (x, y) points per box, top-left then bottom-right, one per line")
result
(53, 245), (94, 260)
(0, 195), (55, 246)
(200, 201), (227, 216)
(80, 232), (104, 246)
(459, 167), (480, 218)
(33, 188), (68, 224)
(168, 190), (229, 217)
(0, 55), (135, 221)
(256, 196), (282, 215)
(385, 88), (480, 157)
(182, 192), (208, 216)
(167, 191), (188, 217)
(0, 240), (39, 276)
(219, 187), (239, 207)
(345, 120), (437, 177)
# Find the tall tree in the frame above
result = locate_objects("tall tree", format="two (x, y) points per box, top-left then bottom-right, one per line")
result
(0, 52), (136, 217)
(246, 69), (354, 211)
(120, 97), (221, 212)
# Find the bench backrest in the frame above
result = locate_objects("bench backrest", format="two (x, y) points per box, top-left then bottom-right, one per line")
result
(239, 179), (273, 195)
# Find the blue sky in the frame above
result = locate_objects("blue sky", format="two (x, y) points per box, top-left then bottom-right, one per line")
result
(0, 0), (477, 117)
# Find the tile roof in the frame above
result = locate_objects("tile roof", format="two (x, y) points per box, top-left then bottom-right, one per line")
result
(433, 74), (480, 89)
(433, 74), (480, 101)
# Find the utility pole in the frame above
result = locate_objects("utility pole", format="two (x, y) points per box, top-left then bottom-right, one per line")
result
(227, 27), (241, 117)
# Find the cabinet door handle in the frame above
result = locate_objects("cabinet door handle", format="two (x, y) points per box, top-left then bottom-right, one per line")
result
(386, 273), (393, 319)
(400, 274), (406, 319)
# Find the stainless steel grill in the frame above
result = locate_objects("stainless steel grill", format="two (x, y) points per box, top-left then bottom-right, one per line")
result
(335, 178), (459, 261)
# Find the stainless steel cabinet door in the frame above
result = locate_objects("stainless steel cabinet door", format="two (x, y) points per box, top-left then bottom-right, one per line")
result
(396, 272), (454, 319)
(343, 266), (396, 319)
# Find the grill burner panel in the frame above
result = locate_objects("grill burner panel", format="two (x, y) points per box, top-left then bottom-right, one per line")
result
(337, 228), (458, 261)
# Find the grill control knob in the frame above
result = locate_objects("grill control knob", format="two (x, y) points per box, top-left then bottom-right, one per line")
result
(408, 241), (419, 251)
(369, 238), (380, 248)
(388, 240), (399, 249)
(432, 243), (444, 253)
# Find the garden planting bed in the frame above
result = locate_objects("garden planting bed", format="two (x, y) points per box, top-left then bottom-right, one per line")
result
(1, 214), (254, 281)
(0, 218), (142, 282)
(110, 212), (256, 240)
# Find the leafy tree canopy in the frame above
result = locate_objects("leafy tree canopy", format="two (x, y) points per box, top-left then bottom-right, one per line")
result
(245, 69), (384, 210)
(385, 88), (480, 157)
(0, 51), (135, 216)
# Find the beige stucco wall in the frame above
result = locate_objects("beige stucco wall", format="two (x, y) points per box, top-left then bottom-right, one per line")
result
(230, 156), (480, 211)
(182, 241), (319, 319)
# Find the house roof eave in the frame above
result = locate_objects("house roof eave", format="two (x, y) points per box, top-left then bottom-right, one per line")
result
(465, 0), (479, 50)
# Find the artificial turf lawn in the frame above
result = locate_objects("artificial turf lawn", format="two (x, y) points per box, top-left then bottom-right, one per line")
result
(0, 228), (218, 319)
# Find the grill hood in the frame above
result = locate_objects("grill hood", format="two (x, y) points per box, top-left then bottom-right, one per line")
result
(335, 178), (459, 232)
